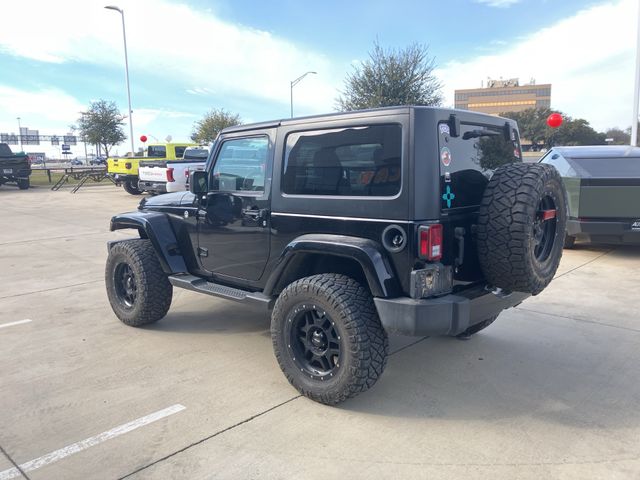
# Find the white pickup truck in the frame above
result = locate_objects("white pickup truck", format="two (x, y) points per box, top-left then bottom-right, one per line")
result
(138, 145), (210, 194)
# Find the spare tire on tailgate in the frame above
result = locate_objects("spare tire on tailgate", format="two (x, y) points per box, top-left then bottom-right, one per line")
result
(476, 163), (567, 295)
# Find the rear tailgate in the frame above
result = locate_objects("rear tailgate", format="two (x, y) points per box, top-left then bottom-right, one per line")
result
(569, 156), (640, 219)
(139, 164), (168, 182)
(0, 156), (30, 176)
(107, 157), (140, 175)
(579, 179), (640, 218)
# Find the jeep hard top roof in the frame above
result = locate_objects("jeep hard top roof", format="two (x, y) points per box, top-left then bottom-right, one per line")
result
(220, 106), (517, 135)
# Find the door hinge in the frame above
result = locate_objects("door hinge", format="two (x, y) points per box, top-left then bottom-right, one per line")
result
(198, 247), (208, 258)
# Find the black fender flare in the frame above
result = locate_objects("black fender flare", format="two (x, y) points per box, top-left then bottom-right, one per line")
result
(263, 234), (401, 298)
(109, 211), (188, 274)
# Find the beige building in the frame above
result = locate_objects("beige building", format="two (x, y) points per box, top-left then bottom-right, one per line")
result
(455, 78), (551, 115)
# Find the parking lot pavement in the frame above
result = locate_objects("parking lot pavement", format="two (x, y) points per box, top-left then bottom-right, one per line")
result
(1, 186), (639, 479)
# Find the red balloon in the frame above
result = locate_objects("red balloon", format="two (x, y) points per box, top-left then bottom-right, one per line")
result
(546, 113), (563, 128)
(139, 135), (148, 143)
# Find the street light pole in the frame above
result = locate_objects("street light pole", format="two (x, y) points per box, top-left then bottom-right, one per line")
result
(105, 5), (135, 156)
(290, 71), (317, 118)
(632, 0), (640, 147)
(16, 117), (22, 151)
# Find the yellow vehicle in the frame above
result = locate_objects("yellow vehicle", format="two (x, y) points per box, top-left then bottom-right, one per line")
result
(108, 142), (196, 195)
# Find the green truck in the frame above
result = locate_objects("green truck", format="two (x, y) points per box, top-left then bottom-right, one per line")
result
(0, 143), (31, 190)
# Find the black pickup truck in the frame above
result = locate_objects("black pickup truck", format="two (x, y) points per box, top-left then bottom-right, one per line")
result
(105, 107), (567, 405)
(0, 143), (31, 190)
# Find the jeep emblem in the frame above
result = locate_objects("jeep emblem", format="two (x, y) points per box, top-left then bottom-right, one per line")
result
(632, 220), (640, 231)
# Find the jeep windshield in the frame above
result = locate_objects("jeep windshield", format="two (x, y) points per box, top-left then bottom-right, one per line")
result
(438, 121), (522, 210)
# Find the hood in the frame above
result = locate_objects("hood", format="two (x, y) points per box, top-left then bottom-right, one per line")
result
(138, 192), (196, 210)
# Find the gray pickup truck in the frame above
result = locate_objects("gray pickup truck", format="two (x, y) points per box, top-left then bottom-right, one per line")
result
(0, 143), (31, 190)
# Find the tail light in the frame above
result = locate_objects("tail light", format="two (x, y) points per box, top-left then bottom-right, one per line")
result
(418, 224), (443, 261)
(184, 168), (190, 178)
(166, 167), (175, 182)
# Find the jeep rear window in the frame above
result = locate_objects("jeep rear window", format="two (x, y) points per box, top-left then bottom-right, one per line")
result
(282, 124), (402, 197)
(174, 146), (187, 158)
(438, 122), (521, 210)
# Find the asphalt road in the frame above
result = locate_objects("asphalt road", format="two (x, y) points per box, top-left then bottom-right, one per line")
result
(1, 183), (639, 479)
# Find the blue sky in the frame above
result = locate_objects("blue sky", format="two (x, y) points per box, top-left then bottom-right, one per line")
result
(0, 0), (635, 157)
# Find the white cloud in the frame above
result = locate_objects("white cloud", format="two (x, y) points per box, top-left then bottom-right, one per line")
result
(0, 0), (341, 115)
(437, 0), (636, 131)
(0, 86), (86, 133)
(475, 0), (521, 7)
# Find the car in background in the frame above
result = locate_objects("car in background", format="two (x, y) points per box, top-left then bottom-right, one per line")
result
(70, 158), (83, 166)
(540, 145), (640, 247)
(138, 144), (211, 194)
(90, 156), (107, 166)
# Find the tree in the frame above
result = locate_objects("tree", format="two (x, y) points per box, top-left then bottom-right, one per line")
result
(337, 40), (443, 111)
(76, 100), (126, 158)
(604, 127), (630, 145)
(191, 109), (242, 143)
(504, 108), (605, 149)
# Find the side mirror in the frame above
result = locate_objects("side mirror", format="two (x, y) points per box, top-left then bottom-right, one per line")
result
(189, 170), (208, 195)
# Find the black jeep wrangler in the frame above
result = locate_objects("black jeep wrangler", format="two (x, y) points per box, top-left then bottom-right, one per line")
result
(105, 107), (566, 405)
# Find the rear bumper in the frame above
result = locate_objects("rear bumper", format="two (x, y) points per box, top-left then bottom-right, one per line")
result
(138, 180), (167, 193)
(374, 284), (529, 337)
(567, 219), (640, 245)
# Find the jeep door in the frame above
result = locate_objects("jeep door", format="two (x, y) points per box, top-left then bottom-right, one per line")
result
(197, 130), (274, 281)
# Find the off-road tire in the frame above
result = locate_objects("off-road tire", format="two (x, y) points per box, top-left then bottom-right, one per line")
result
(457, 315), (498, 339)
(476, 163), (567, 295)
(271, 274), (389, 405)
(563, 234), (576, 249)
(122, 179), (142, 195)
(105, 239), (172, 326)
(17, 178), (29, 190)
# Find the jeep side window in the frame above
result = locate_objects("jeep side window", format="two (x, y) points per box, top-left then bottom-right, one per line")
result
(174, 146), (187, 159)
(282, 124), (402, 197)
(147, 145), (166, 158)
(211, 136), (268, 192)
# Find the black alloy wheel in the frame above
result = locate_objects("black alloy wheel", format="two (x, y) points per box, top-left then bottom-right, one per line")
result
(533, 196), (557, 263)
(286, 304), (342, 381)
(114, 262), (137, 309)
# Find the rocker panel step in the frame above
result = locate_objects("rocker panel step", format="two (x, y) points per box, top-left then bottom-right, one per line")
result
(168, 274), (273, 308)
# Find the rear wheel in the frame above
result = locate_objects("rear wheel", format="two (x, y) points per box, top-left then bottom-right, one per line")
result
(105, 239), (172, 326)
(271, 274), (389, 405)
(476, 163), (567, 295)
(122, 178), (142, 195)
(17, 178), (29, 190)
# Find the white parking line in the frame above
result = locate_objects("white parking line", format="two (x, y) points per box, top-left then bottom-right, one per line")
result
(0, 404), (186, 480)
(0, 319), (32, 329)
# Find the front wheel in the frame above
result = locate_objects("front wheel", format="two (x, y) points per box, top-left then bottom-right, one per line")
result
(105, 239), (172, 326)
(122, 178), (142, 195)
(17, 178), (29, 190)
(271, 274), (389, 405)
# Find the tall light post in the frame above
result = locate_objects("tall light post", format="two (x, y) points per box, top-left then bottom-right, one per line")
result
(290, 71), (317, 118)
(105, 5), (135, 156)
(16, 117), (22, 151)
(632, 0), (640, 147)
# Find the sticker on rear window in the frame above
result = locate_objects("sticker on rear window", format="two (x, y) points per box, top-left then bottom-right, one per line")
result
(440, 147), (452, 167)
(442, 185), (456, 208)
(439, 124), (450, 135)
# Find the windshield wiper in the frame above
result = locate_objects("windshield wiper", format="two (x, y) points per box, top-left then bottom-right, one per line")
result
(462, 129), (501, 140)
